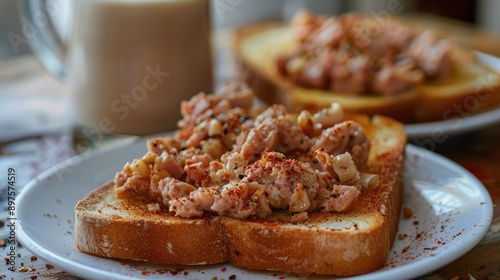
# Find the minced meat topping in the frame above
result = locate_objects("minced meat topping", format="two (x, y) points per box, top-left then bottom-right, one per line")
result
(275, 11), (456, 96)
(114, 82), (378, 221)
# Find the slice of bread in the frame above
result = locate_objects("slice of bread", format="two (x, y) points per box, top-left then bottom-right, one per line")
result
(74, 114), (406, 276)
(232, 21), (500, 123)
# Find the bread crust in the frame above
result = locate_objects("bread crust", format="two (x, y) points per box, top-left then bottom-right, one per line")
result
(74, 114), (406, 276)
(74, 182), (229, 265)
(232, 22), (500, 124)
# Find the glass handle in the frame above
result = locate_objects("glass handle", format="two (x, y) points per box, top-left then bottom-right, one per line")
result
(19, 0), (70, 79)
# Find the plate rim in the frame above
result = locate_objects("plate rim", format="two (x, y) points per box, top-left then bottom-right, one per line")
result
(15, 143), (493, 280)
(405, 105), (500, 139)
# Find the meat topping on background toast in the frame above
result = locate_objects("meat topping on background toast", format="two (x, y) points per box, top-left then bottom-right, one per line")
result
(113, 83), (378, 222)
(275, 10), (460, 96)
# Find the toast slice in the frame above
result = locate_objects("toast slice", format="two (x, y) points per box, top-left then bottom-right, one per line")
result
(233, 20), (500, 123)
(74, 113), (406, 276)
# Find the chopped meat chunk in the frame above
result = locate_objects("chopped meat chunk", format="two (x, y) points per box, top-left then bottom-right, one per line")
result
(312, 120), (370, 170)
(330, 52), (371, 94)
(154, 177), (196, 206)
(322, 185), (360, 212)
(245, 152), (320, 209)
(372, 57), (425, 96)
(114, 174), (150, 199)
(407, 30), (453, 79)
(240, 118), (279, 161)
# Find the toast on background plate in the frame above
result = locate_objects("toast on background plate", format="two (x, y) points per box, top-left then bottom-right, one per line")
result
(75, 83), (406, 276)
(232, 11), (500, 123)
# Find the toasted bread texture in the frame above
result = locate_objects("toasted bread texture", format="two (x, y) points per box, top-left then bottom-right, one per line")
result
(74, 114), (406, 276)
(232, 21), (500, 123)
(74, 183), (228, 265)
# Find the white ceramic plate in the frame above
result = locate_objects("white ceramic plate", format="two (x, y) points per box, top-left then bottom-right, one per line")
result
(405, 52), (500, 139)
(15, 140), (493, 280)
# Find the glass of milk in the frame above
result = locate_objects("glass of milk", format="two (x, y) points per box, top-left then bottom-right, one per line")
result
(21, 0), (213, 136)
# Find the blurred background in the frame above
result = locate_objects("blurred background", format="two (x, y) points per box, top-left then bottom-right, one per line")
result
(1, 0), (500, 61)
(1, 0), (500, 144)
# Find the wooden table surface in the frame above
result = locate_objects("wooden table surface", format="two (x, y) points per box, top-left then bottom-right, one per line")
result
(1, 13), (500, 280)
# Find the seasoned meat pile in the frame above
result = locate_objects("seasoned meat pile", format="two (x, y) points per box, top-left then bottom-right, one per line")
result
(114, 83), (378, 222)
(275, 11), (455, 96)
